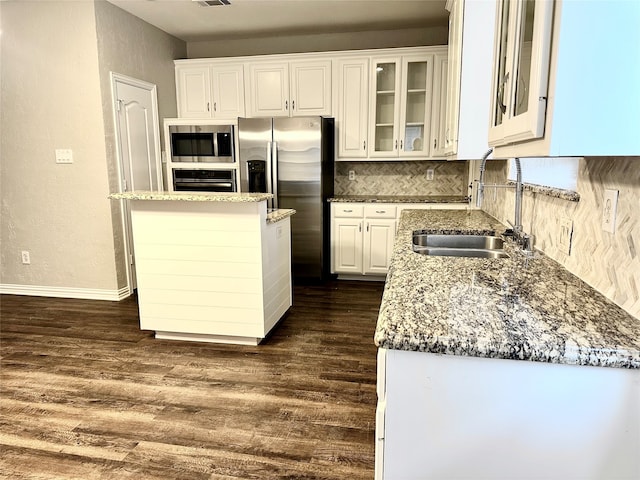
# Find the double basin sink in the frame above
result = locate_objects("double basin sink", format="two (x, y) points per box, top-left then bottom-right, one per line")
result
(412, 233), (509, 259)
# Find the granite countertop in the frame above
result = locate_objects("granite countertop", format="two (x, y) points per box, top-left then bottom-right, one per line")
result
(109, 191), (273, 203)
(374, 209), (640, 369)
(329, 195), (469, 204)
(266, 208), (296, 224)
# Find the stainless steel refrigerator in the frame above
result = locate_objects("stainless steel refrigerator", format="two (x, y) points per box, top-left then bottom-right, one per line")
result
(238, 116), (334, 282)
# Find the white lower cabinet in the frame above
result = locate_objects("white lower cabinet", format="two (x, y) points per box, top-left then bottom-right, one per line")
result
(332, 202), (471, 278)
(333, 216), (364, 274)
(331, 203), (396, 277)
(376, 348), (640, 479)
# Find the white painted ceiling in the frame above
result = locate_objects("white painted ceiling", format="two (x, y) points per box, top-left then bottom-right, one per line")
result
(106, 0), (449, 42)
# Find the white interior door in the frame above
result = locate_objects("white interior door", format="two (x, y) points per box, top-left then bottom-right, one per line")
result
(111, 73), (162, 292)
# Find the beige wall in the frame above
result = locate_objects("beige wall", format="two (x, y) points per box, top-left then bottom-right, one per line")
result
(94, 0), (186, 288)
(0, 1), (117, 291)
(480, 157), (640, 320)
(0, 1), (186, 296)
(187, 25), (448, 58)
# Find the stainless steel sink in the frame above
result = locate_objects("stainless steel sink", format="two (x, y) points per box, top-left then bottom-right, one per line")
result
(412, 233), (509, 259)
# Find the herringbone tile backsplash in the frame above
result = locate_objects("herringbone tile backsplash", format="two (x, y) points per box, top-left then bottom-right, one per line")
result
(334, 161), (469, 196)
(481, 157), (640, 320)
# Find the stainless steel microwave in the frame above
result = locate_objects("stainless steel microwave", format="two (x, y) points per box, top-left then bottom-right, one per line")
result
(169, 124), (235, 163)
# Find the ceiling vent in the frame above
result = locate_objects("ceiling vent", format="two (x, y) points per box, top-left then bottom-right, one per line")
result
(193, 0), (231, 6)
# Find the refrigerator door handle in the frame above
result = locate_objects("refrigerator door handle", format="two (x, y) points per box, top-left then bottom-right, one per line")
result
(266, 140), (273, 196)
(271, 141), (279, 209)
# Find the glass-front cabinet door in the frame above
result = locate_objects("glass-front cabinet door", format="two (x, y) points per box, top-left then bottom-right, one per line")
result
(369, 55), (434, 159)
(400, 55), (434, 157)
(370, 58), (400, 157)
(488, 0), (554, 146)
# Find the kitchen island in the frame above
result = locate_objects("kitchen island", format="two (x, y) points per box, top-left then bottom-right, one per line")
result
(374, 209), (640, 480)
(109, 191), (295, 345)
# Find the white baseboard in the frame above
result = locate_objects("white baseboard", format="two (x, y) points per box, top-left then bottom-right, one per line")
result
(0, 284), (131, 301)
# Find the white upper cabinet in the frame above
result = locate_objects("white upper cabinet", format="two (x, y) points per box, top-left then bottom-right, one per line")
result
(488, 0), (553, 148)
(444, 0), (497, 160)
(175, 63), (245, 120)
(246, 60), (331, 117)
(431, 52), (449, 157)
(337, 58), (370, 158)
(210, 65), (246, 119)
(490, 0), (640, 158)
(289, 60), (332, 116)
(246, 62), (290, 117)
(369, 53), (438, 159)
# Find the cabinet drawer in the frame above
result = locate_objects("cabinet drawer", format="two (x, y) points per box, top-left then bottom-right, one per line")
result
(364, 205), (397, 218)
(333, 204), (364, 218)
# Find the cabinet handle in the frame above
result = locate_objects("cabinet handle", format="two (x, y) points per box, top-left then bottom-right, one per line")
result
(376, 210), (385, 214)
(367, 223), (370, 232)
(359, 224), (362, 232)
(344, 209), (353, 213)
(497, 71), (509, 115)
(292, 100), (295, 110)
(400, 140), (403, 150)
(434, 138), (437, 149)
(363, 140), (366, 150)
(213, 102), (217, 112)
(395, 139), (398, 150)
(285, 100), (288, 110)
(207, 102), (210, 112)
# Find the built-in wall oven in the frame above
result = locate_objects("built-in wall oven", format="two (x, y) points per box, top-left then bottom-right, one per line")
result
(172, 169), (237, 192)
(165, 121), (239, 192)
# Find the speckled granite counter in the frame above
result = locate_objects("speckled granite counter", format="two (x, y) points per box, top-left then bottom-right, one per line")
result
(109, 191), (273, 203)
(375, 209), (640, 369)
(329, 195), (469, 204)
(109, 191), (294, 224)
(266, 208), (296, 224)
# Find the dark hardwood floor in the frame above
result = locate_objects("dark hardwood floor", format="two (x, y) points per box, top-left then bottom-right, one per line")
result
(0, 280), (385, 479)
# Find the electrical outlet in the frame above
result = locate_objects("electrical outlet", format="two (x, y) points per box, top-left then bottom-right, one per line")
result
(55, 149), (73, 164)
(348, 170), (355, 181)
(21, 251), (31, 265)
(426, 168), (434, 181)
(558, 218), (573, 255)
(602, 189), (618, 233)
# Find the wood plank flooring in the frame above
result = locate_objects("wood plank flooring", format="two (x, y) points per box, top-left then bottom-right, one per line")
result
(0, 280), (385, 479)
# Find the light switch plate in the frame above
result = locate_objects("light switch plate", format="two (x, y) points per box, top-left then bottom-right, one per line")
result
(55, 149), (73, 164)
(602, 189), (618, 233)
(426, 168), (434, 181)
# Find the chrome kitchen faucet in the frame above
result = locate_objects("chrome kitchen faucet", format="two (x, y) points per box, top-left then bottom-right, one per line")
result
(475, 149), (534, 253)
